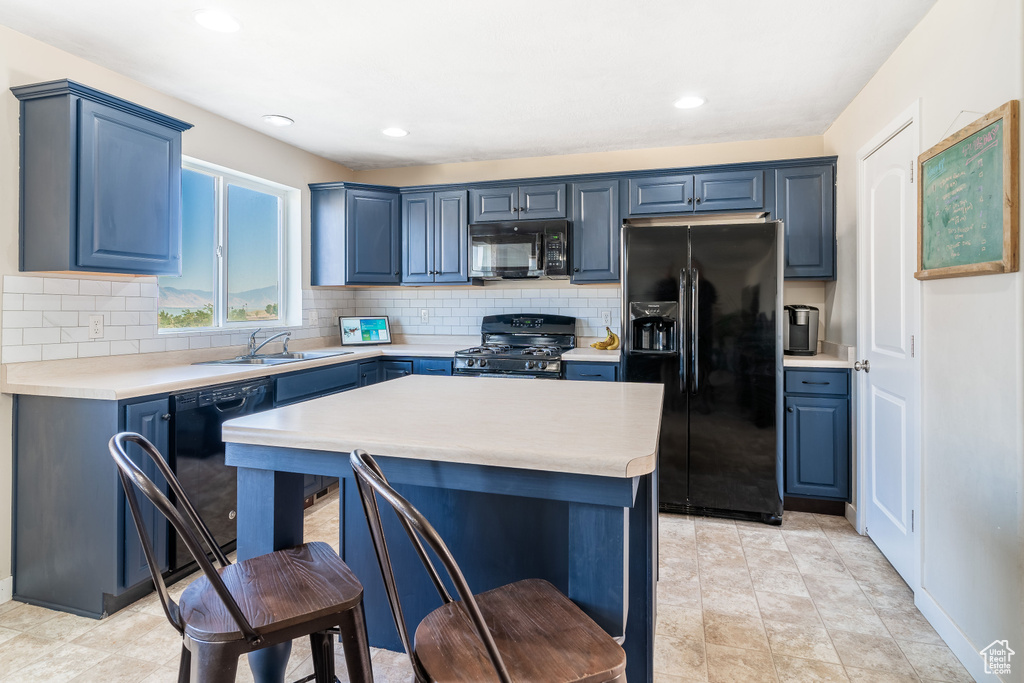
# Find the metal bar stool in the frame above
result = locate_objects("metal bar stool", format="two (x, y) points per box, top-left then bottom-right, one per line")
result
(349, 448), (626, 683)
(109, 432), (374, 683)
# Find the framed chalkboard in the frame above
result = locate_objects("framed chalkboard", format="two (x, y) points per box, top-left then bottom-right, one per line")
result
(916, 100), (1019, 280)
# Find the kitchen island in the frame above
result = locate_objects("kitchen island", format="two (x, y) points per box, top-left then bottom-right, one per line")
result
(223, 374), (663, 683)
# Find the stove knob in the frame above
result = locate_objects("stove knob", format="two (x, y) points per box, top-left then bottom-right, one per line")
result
(526, 360), (536, 369)
(466, 359), (475, 367)
(479, 359), (487, 368)
(539, 361), (548, 370)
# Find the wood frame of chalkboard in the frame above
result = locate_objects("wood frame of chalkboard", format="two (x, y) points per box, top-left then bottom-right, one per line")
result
(916, 100), (1019, 280)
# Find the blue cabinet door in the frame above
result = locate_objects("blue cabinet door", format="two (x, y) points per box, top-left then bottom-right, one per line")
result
(571, 180), (620, 283)
(122, 398), (170, 588)
(346, 188), (401, 284)
(785, 395), (849, 500)
(359, 360), (380, 386)
(628, 174), (694, 215)
(693, 170), (764, 212)
(76, 99), (182, 275)
(381, 360), (414, 381)
(434, 190), (469, 283)
(776, 165), (835, 280)
(520, 183), (567, 219)
(402, 192), (434, 284)
(469, 186), (519, 222)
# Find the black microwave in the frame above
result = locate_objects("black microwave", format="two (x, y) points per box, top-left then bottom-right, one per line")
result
(468, 219), (570, 279)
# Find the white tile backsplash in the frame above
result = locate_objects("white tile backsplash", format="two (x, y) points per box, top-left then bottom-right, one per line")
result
(1, 275), (619, 363)
(2, 274), (356, 364)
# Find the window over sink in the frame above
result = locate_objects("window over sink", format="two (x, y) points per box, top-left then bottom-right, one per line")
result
(158, 159), (300, 331)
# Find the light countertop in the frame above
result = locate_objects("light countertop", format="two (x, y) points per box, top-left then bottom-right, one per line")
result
(223, 374), (663, 478)
(0, 341), (466, 400)
(562, 346), (621, 362)
(783, 351), (854, 369)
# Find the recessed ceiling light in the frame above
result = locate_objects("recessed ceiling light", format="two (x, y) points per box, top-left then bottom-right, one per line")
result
(673, 95), (706, 109)
(262, 114), (294, 127)
(382, 127), (409, 138)
(193, 9), (241, 33)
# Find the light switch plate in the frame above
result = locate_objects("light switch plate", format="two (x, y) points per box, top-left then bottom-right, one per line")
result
(88, 315), (103, 339)
(309, 310), (319, 327)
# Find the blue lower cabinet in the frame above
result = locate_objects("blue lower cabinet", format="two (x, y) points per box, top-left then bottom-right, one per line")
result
(415, 358), (453, 376)
(122, 398), (171, 589)
(381, 360), (414, 381)
(275, 362), (359, 406)
(565, 362), (618, 382)
(359, 360), (380, 386)
(784, 369), (850, 500)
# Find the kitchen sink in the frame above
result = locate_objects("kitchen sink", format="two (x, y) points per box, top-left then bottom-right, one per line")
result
(193, 350), (353, 366)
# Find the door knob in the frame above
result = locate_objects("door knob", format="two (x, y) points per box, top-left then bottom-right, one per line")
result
(854, 359), (871, 372)
(161, 413), (171, 421)
(787, 407), (794, 413)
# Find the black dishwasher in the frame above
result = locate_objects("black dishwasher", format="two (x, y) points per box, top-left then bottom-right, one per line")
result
(171, 377), (274, 572)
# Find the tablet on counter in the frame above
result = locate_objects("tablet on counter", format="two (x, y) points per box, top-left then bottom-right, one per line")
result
(339, 316), (393, 345)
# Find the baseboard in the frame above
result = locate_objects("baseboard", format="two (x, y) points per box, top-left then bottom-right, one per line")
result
(915, 587), (988, 681)
(845, 502), (860, 532)
(0, 576), (11, 604)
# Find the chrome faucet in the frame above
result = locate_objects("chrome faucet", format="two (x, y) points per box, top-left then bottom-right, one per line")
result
(247, 328), (291, 356)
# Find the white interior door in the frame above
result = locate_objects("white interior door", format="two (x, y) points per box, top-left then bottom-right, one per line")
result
(857, 107), (921, 588)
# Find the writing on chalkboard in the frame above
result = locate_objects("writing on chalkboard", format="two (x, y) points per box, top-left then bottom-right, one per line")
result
(920, 119), (1003, 270)
(916, 100), (1018, 281)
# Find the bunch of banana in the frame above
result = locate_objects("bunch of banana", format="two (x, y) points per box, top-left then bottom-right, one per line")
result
(590, 327), (620, 350)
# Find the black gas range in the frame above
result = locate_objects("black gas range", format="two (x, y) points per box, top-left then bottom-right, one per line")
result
(454, 314), (576, 378)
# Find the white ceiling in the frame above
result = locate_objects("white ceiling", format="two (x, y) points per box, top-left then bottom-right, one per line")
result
(0, 0), (936, 171)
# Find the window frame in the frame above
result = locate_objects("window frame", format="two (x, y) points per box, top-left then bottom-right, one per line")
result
(159, 158), (299, 333)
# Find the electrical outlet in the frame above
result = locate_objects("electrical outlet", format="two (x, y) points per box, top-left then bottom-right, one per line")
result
(600, 310), (611, 326)
(309, 310), (319, 327)
(88, 314), (104, 339)
(420, 308), (430, 323)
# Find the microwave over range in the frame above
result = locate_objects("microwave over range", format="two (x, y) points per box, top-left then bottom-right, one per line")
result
(469, 219), (570, 280)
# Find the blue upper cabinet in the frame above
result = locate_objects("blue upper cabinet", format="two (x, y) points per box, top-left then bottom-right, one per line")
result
(628, 174), (693, 214)
(693, 170), (764, 211)
(470, 186), (519, 222)
(629, 170), (764, 215)
(469, 183), (566, 222)
(520, 183), (566, 219)
(402, 192), (434, 284)
(310, 183), (401, 285)
(12, 80), (192, 276)
(776, 164), (836, 280)
(434, 190), (470, 282)
(571, 180), (620, 283)
(402, 190), (469, 284)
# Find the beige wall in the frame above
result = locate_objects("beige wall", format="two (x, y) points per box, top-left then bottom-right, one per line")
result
(0, 24), (353, 590)
(354, 136), (825, 187)
(823, 0), (1023, 677)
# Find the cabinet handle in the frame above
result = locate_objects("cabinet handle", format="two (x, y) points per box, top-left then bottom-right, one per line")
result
(787, 407), (794, 413)
(580, 373), (603, 377)
(394, 271), (400, 276)
(801, 380), (830, 385)
(687, 197), (693, 204)
(573, 267), (580, 272)
(161, 413), (171, 421)
(695, 197), (701, 204)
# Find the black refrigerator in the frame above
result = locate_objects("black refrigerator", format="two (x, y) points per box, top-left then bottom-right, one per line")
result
(622, 217), (783, 523)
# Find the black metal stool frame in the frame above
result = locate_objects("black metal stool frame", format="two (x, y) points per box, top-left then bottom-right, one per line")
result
(110, 432), (372, 683)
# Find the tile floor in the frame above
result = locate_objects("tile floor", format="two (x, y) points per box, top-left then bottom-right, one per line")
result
(0, 495), (974, 682)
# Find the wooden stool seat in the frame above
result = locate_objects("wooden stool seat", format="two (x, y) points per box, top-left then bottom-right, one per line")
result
(414, 578), (626, 683)
(181, 542), (363, 643)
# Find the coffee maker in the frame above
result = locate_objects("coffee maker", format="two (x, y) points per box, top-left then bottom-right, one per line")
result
(784, 305), (819, 356)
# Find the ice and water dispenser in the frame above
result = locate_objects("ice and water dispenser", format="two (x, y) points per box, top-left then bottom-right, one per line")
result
(630, 301), (678, 352)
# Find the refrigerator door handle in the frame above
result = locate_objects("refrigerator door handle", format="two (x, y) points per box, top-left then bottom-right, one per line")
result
(691, 266), (699, 395)
(678, 269), (688, 392)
